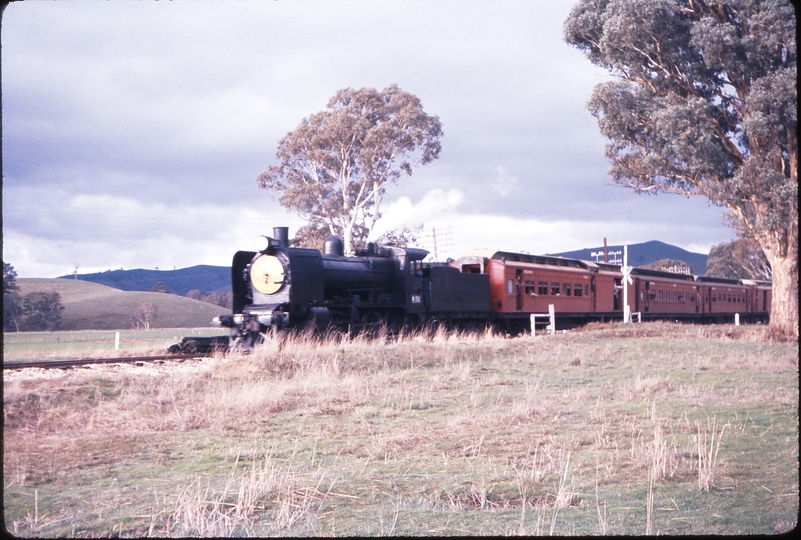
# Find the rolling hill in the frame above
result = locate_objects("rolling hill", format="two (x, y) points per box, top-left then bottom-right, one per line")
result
(549, 240), (708, 275)
(57, 265), (231, 296)
(15, 278), (227, 331)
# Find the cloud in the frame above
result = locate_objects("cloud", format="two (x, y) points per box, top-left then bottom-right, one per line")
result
(492, 166), (518, 197)
(370, 189), (465, 239)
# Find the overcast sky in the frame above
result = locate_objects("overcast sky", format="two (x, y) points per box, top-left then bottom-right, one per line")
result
(2, 0), (735, 278)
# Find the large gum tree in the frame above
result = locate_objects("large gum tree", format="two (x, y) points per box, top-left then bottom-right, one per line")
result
(258, 85), (442, 255)
(565, 0), (797, 336)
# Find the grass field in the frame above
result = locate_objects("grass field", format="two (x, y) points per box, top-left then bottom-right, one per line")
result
(2, 328), (226, 361)
(14, 279), (224, 331)
(3, 322), (797, 536)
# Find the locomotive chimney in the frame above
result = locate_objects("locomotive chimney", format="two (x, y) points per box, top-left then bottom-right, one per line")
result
(273, 227), (289, 249)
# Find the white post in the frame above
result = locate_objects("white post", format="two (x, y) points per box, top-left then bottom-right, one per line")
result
(530, 314), (536, 337)
(735, 313), (740, 326)
(622, 245), (631, 324)
(548, 304), (555, 335)
(115, 331), (120, 350)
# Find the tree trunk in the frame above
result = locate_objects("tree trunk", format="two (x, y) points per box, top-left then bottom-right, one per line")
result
(767, 251), (799, 337)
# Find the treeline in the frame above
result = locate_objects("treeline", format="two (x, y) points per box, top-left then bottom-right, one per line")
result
(148, 281), (233, 309)
(185, 289), (233, 309)
(3, 262), (65, 332)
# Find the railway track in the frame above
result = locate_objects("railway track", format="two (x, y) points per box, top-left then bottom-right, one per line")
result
(3, 353), (212, 371)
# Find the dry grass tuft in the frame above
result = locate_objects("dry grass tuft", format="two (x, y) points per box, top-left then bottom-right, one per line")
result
(166, 453), (318, 536)
(696, 416), (728, 492)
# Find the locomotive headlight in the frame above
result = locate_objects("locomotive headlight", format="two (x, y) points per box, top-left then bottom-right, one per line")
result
(250, 254), (285, 295)
(254, 235), (271, 252)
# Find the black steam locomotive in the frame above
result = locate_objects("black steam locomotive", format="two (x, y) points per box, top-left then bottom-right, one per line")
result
(169, 227), (491, 353)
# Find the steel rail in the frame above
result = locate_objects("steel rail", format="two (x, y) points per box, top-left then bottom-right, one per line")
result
(3, 353), (212, 371)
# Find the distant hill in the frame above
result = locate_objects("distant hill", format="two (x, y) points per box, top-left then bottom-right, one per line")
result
(16, 278), (226, 331)
(549, 240), (708, 275)
(58, 265), (231, 296)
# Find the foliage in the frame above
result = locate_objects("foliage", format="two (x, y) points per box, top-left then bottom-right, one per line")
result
(3, 293), (25, 332)
(4, 291), (66, 332)
(258, 85), (443, 254)
(641, 258), (693, 274)
(4, 267), (66, 331)
(185, 289), (203, 301)
(564, 0), (797, 334)
(202, 291), (233, 309)
(4, 261), (20, 294)
(290, 222), (344, 250)
(185, 289), (233, 309)
(706, 237), (771, 279)
(130, 302), (158, 331)
(4, 262), (23, 331)
(149, 281), (171, 294)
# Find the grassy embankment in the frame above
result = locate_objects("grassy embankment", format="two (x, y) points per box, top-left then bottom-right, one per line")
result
(3, 323), (798, 536)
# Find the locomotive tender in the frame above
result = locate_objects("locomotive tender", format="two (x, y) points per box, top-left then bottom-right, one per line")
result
(169, 226), (770, 353)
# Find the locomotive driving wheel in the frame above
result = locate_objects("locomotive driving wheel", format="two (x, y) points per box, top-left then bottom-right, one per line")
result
(384, 310), (405, 337)
(361, 310), (384, 336)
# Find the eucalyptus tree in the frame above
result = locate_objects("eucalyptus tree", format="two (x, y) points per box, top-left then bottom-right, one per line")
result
(707, 237), (772, 280)
(565, 0), (797, 335)
(258, 85), (443, 255)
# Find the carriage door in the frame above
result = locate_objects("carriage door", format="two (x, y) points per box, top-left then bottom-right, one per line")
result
(590, 278), (597, 311)
(695, 286), (700, 313)
(515, 269), (523, 311)
(643, 281), (650, 312)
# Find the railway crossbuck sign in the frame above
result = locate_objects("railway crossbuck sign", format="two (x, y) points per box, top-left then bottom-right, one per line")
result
(622, 245), (633, 324)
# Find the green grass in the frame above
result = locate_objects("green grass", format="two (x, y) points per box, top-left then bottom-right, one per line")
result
(3, 328), (226, 361)
(14, 278), (224, 331)
(3, 322), (797, 536)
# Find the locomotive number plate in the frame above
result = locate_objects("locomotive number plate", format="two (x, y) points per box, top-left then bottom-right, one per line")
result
(411, 295), (422, 304)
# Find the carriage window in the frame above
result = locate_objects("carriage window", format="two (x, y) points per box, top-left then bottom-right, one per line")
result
(539, 281), (548, 295)
(575, 284), (582, 297)
(585, 284), (590, 296)
(563, 283), (571, 296)
(551, 282), (560, 295)
(673, 291), (677, 302)
(507, 279), (514, 294)
(678, 292), (683, 302)
(525, 280), (536, 295)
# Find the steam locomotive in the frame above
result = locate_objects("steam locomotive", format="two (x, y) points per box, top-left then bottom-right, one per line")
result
(168, 226), (771, 353)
